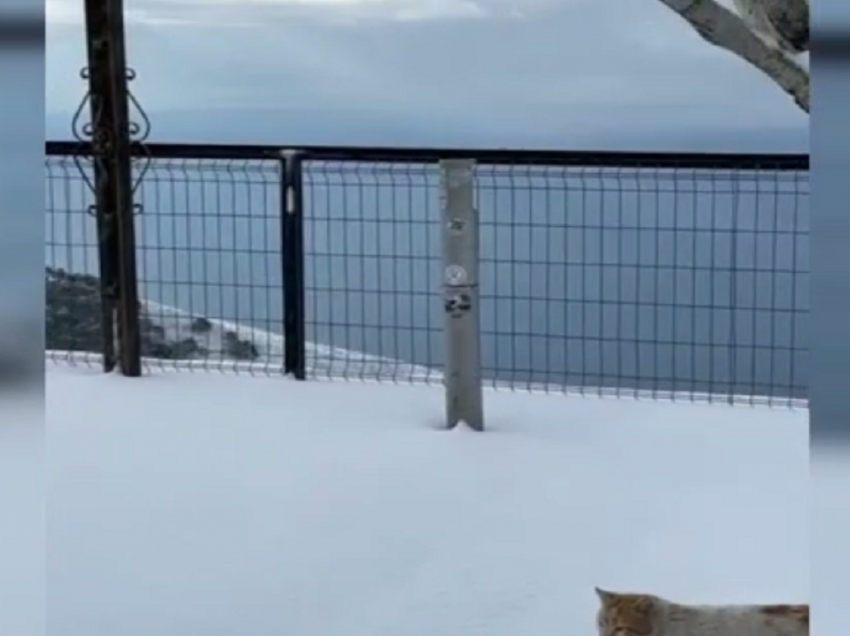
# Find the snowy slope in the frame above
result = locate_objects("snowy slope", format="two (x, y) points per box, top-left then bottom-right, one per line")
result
(141, 299), (437, 380)
(47, 362), (808, 636)
(47, 298), (437, 381)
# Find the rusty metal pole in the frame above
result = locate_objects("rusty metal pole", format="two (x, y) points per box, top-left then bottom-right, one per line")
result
(82, 0), (141, 376)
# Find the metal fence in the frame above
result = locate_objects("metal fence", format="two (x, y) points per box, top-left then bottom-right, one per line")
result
(45, 141), (809, 407)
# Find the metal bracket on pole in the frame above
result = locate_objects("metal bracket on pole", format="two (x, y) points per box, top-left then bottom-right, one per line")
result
(439, 159), (484, 432)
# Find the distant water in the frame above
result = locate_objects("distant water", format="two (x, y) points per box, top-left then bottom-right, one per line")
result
(45, 155), (809, 401)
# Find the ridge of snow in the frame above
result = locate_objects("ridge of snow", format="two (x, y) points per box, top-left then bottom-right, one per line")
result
(144, 298), (436, 381)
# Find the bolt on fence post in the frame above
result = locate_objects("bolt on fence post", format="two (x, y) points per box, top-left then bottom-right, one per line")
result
(439, 158), (484, 432)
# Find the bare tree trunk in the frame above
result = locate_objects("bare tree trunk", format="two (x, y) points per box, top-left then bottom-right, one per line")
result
(655, 0), (809, 113)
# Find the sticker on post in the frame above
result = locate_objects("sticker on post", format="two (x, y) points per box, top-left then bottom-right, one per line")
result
(447, 218), (465, 235)
(444, 292), (471, 316)
(444, 265), (467, 286)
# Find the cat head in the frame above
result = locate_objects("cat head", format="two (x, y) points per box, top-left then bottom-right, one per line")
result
(595, 587), (661, 636)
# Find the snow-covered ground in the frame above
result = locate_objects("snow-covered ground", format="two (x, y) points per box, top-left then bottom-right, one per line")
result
(0, 388), (44, 636)
(47, 360), (808, 636)
(812, 449), (850, 636)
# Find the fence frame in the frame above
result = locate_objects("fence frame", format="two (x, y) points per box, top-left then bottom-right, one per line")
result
(46, 140), (809, 406)
(46, 140), (808, 170)
(281, 149), (307, 379)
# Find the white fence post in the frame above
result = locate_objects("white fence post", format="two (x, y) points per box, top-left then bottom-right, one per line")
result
(439, 158), (484, 431)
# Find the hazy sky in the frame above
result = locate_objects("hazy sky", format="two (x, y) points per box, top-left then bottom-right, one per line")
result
(45, 0), (810, 148)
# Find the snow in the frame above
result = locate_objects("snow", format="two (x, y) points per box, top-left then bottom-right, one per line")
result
(47, 361), (808, 636)
(140, 299), (437, 380)
(47, 297), (438, 381)
(0, 390), (44, 636)
(712, 0), (810, 71)
(812, 449), (850, 636)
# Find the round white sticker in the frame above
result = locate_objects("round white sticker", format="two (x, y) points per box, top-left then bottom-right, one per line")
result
(445, 265), (467, 285)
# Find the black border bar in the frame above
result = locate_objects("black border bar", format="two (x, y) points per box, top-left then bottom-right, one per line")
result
(46, 141), (809, 171)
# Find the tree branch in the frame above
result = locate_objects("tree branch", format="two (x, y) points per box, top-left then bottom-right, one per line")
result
(655, 0), (809, 113)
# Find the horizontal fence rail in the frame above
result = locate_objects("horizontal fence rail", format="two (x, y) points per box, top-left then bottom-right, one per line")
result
(45, 141), (809, 407)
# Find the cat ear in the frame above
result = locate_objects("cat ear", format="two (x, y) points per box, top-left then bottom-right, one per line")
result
(595, 587), (615, 602)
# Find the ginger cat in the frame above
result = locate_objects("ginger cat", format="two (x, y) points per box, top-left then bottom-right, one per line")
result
(595, 587), (808, 636)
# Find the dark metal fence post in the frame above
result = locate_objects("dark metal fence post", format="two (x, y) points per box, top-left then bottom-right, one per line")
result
(91, 165), (118, 373)
(281, 150), (307, 379)
(82, 0), (141, 376)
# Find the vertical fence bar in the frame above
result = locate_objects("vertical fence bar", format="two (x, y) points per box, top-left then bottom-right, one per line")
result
(91, 162), (118, 373)
(281, 150), (307, 379)
(439, 159), (484, 431)
(83, 0), (141, 376)
(84, 2), (116, 373)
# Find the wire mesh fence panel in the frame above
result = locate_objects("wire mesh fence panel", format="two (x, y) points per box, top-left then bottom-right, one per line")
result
(45, 143), (808, 406)
(303, 160), (444, 384)
(133, 157), (284, 373)
(474, 162), (808, 406)
(46, 152), (287, 374)
(45, 156), (104, 366)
